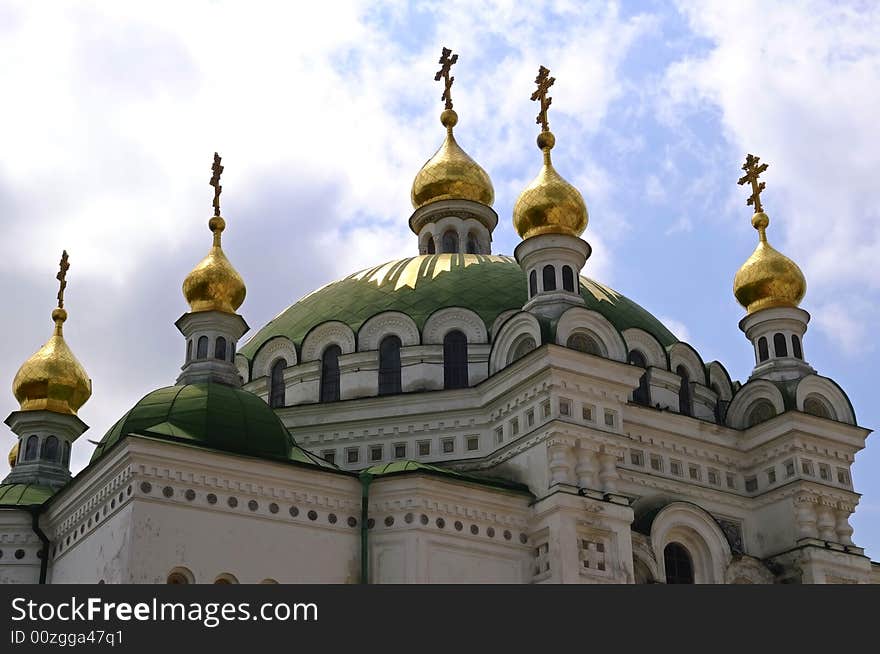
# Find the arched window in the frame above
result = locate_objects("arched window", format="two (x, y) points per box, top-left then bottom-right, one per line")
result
(567, 332), (601, 356)
(773, 333), (788, 357)
(757, 336), (769, 362)
(466, 233), (479, 254)
(542, 265), (556, 291)
(442, 230), (458, 254)
(269, 359), (287, 408)
(25, 435), (38, 461)
(443, 330), (468, 390)
(426, 236), (436, 254)
(529, 270), (538, 297)
(41, 435), (59, 462)
(186, 339), (192, 362)
(804, 396), (832, 419)
(196, 336), (208, 359)
(628, 350), (650, 406)
(747, 399), (777, 427)
(166, 568), (193, 584)
(663, 543), (694, 584)
(508, 336), (536, 364)
(320, 346), (342, 402)
(215, 336), (227, 361)
(378, 335), (402, 396)
(792, 335), (803, 360)
(62, 441), (71, 466)
(676, 366), (691, 416)
(562, 265), (575, 292)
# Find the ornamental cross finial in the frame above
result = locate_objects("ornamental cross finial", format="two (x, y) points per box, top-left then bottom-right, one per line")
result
(531, 65), (555, 132)
(737, 153), (769, 214)
(56, 250), (69, 309)
(210, 152), (224, 217)
(434, 47), (458, 111)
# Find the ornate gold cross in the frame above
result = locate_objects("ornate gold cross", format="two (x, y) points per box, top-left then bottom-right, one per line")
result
(531, 66), (555, 132)
(737, 153), (769, 213)
(56, 250), (69, 309)
(434, 47), (458, 111)
(210, 152), (224, 217)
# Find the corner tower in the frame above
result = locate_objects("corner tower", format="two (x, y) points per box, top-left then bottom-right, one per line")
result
(177, 153), (249, 386)
(513, 66), (590, 320)
(733, 154), (813, 381)
(5, 251), (91, 488)
(409, 47), (497, 255)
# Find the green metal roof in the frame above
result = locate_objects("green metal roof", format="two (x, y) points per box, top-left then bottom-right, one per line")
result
(91, 383), (332, 466)
(364, 459), (530, 493)
(0, 482), (54, 507)
(240, 254), (677, 360)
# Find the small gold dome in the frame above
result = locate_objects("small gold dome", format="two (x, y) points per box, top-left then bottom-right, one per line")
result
(9, 440), (19, 468)
(12, 308), (92, 415)
(734, 212), (806, 314)
(411, 110), (494, 209)
(182, 216), (246, 314)
(513, 131), (588, 240)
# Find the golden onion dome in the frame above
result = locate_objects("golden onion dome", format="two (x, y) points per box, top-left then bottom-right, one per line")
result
(733, 212), (806, 314)
(9, 440), (19, 468)
(182, 215), (246, 314)
(411, 109), (494, 209)
(12, 307), (92, 415)
(513, 130), (588, 240)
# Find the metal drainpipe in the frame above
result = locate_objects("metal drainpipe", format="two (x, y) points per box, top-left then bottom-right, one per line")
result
(30, 508), (50, 584)
(359, 472), (372, 585)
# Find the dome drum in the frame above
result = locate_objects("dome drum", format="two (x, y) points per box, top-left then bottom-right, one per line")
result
(515, 233), (590, 319)
(175, 311), (249, 387)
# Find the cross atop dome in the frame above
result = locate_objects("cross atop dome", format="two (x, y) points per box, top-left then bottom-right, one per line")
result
(737, 153), (768, 215)
(435, 47), (458, 112)
(531, 65), (555, 133)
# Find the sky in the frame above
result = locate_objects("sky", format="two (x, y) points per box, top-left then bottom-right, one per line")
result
(1, 0), (878, 558)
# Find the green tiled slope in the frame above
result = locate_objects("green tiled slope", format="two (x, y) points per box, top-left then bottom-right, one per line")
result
(240, 254), (676, 360)
(0, 482), (54, 507)
(91, 383), (334, 468)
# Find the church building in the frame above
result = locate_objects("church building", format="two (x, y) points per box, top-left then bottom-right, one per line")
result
(1, 51), (876, 584)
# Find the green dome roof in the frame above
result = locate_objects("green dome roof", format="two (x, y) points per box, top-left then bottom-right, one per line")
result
(91, 383), (330, 466)
(0, 482), (54, 507)
(240, 254), (676, 360)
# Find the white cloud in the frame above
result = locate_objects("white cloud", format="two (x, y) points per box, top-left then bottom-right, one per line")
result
(661, 0), (880, 351)
(658, 315), (691, 343)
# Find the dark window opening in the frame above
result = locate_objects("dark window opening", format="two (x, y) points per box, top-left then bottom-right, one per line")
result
(628, 350), (651, 406)
(676, 365), (692, 416)
(196, 336), (208, 360)
(426, 236), (436, 254)
(792, 334), (803, 359)
(41, 435), (59, 462)
(62, 441), (70, 466)
(758, 336), (769, 362)
(186, 340), (192, 362)
(542, 265), (556, 291)
(320, 345), (342, 402)
(529, 270), (538, 297)
(442, 230), (458, 254)
(443, 330), (468, 390)
(773, 332), (788, 357)
(378, 335), (402, 396)
(466, 233), (478, 254)
(664, 543), (694, 584)
(25, 435), (38, 461)
(562, 265), (575, 292)
(214, 336), (227, 361)
(269, 358), (287, 408)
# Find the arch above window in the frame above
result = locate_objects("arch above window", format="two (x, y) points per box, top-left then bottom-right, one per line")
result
(567, 332), (603, 356)
(508, 335), (536, 365)
(562, 265), (575, 292)
(773, 332), (788, 358)
(215, 336), (227, 361)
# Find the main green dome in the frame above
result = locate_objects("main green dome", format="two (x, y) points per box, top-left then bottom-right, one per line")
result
(91, 383), (330, 467)
(240, 254), (677, 361)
